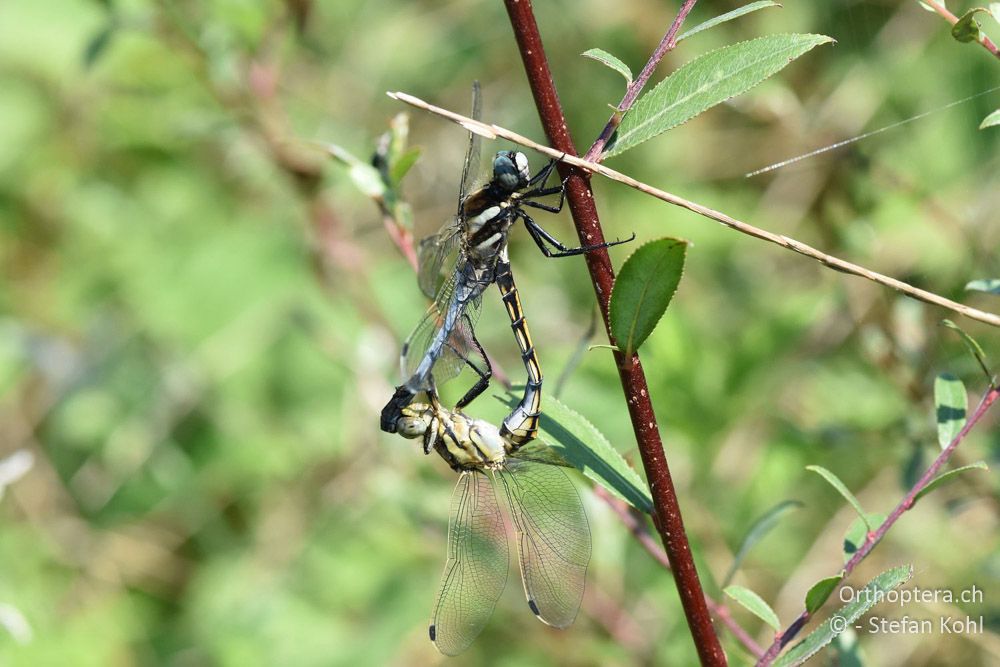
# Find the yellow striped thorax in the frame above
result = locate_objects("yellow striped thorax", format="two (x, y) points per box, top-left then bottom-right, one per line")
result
(395, 402), (507, 471)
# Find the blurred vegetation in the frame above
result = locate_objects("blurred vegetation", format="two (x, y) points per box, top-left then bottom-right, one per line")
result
(1, 0), (998, 665)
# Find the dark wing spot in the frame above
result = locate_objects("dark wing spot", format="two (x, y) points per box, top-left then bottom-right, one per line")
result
(429, 624), (436, 641)
(528, 599), (541, 617)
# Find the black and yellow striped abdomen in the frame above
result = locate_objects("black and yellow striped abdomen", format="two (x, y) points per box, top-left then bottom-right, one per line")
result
(494, 259), (542, 448)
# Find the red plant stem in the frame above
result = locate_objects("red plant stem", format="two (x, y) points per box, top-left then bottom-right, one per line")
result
(585, 0), (699, 160)
(756, 384), (1000, 666)
(596, 487), (766, 659)
(502, 1), (724, 664)
(923, 0), (1000, 60)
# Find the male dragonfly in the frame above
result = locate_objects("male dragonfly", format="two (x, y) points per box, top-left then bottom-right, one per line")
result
(392, 392), (591, 656)
(380, 82), (632, 446)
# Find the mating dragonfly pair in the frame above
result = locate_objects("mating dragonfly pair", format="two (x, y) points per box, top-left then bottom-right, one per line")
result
(380, 83), (631, 655)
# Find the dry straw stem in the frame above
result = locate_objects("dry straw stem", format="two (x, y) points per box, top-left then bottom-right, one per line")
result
(386, 90), (1000, 329)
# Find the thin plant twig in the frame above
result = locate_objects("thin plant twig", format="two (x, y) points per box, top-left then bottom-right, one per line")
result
(585, 0), (699, 161)
(755, 383), (1000, 665)
(502, 2), (725, 664)
(385, 91), (1000, 329)
(921, 0), (1000, 60)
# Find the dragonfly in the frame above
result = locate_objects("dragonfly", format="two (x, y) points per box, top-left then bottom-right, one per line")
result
(392, 391), (592, 656)
(380, 82), (632, 446)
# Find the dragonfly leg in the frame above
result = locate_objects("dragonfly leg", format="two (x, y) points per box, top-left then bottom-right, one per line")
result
(525, 156), (559, 188)
(419, 380), (444, 454)
(522, 211), (635, 258)
(449, 327), (493, 410)
(521, 179), (567, 213)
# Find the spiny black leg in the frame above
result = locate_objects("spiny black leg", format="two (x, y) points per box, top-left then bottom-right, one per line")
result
(441, 321), (492, 410)
(523, 185), (563, 198)
(422, 421), (434, 454)
(524, 215), (560, 258)
(522, 198), (562, 214)
(454, 332), (493, 409)
(526, 157), (559, 188)
(423, 378), (442, 454)
(523, 211), (636, 258)
(522, 176), (567, 212)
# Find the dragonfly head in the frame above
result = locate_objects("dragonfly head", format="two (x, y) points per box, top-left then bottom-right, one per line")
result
(395, 403), (434, 438)
(493, 151), (530, 191)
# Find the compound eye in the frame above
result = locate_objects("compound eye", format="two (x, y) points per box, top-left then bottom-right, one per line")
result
(397, 416), (429, 437)
(512, 152), (530, 184)
(493, 152), (520, 190)
(396, 405), (432, 437)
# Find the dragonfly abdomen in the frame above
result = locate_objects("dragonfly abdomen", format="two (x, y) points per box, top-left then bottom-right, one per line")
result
(494, 258), (542, 447)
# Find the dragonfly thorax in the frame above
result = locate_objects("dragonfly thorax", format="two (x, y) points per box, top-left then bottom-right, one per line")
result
(492, 150), (530, 191)
(395, 402), (507, 471)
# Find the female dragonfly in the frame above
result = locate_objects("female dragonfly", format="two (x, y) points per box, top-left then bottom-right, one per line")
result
(391, 390), (592, 656)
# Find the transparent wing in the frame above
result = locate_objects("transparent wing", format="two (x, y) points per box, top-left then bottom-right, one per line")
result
(457, 81), (483, 215)
(417, 220), (463, 300)
(401, 267), (485, 388)
(500, 460), (591, 628)
(430, 470), (509, 657)
(401, 81), (488, 393)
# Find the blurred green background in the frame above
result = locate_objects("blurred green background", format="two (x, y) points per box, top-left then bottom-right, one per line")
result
(1, 0), (998, 665)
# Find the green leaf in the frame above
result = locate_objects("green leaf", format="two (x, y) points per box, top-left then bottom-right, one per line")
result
(966, 278), (1000, 294)
(952, 9), (987, 42)
(806, 465), (869, 530)
(724, 585), (781, 631)
(83, 22), (116, 69)
(981, 109), (1000, 129)
(805, 574), (844, 614)
(604, 34), (834, 157)
(609, 238), (688, 358)
(506, 440), (573, 467)
(325, 143), (386, 200)
(390, 146), (421, 185)
(934, 373), (967, 450)
(677, 1), (783, 44)
(500, 393), (653, 513)
(582, 48), (633, 85)
(386, 112), (410, 167)
(830, 629), (865, 667)
(913, 461), (989, 504)
(723, 500), (803, 587)
(842, 513), (886, 562)
(941, 320), (992, 385)
(773, 566), (913, 667)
